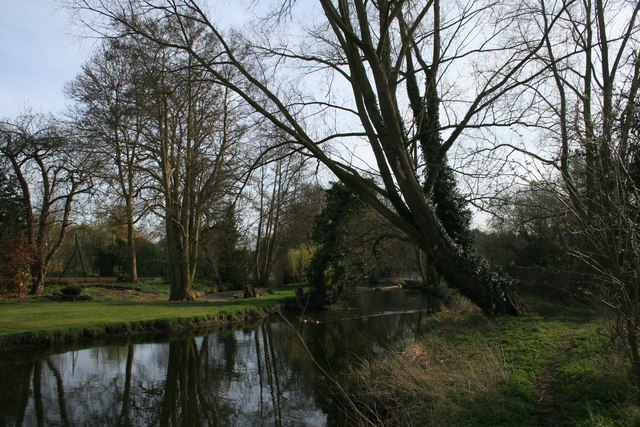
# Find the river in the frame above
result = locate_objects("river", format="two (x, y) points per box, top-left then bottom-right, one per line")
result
(0, 288), (436, 426)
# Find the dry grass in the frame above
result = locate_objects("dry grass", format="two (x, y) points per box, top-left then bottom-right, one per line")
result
(443, 293), (481, 314)
(350, 322), (510, 426)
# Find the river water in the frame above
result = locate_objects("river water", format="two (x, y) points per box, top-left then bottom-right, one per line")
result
(0, 289), (436, 426)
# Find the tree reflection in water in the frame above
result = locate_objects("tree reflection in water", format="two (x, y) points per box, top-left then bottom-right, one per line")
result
(159, 339), (201, 426)
(0, 362), (32, 426)
(46, 358), (71, 426)
(0, 289), (434, 426)
(117, 345), (134, 427)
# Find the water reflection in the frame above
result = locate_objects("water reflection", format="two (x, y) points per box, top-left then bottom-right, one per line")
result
(0, 289), (435, 426)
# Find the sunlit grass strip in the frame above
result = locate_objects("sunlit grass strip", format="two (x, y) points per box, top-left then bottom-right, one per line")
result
(0, 290), (294, 349)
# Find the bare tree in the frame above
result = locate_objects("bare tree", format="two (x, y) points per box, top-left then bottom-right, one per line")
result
(251, 141), (312, 288)
(0, 113), (93, 295)
(515, 0), (640, 384)
(63, 0), (579, 314)
(126, 24), (246, 300)
(66, 39), (151, 283)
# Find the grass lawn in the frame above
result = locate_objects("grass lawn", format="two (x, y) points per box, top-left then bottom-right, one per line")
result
(347, 296), (640, 426)
(0, 284), (294, 349)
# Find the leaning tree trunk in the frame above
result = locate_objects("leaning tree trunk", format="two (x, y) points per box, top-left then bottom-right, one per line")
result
(414, 214), (525, 316)
(336, 167), (526, 316)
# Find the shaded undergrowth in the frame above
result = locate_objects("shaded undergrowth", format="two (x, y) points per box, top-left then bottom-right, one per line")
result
(345, 297), (640, 426)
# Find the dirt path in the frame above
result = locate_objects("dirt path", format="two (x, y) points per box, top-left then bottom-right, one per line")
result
(198, 290), (239, 301)
(531, 331), (576, 426)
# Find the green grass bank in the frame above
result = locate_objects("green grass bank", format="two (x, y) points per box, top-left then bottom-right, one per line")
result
(0, 287), (294, 352)
(345, 297), (640, 426)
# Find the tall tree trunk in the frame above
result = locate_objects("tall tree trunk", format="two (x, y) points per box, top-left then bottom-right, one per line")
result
(126, 203), (138, 283)
(167, 219), (192, 300)
(29, 256), (46, 296)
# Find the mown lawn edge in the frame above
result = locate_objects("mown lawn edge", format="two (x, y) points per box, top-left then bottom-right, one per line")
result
(0, 290), (295, 353)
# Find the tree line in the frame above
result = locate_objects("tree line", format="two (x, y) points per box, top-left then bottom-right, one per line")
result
(0, 32), (331, 300)
(0, 29), (415, 302)
(1, 0), (639, 344)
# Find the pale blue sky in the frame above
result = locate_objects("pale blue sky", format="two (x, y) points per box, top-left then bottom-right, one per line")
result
(0, 0), (281, 120)
(0, 0), (89, 119)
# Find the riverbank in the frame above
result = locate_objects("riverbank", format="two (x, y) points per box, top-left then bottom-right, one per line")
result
(0, 288), (295, 352)
(345, 296), (639, 426)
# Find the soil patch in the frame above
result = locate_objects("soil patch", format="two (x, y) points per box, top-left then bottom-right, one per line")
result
(83, 287), (165, 302)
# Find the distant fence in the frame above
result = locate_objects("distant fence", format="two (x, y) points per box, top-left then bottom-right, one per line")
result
(49, 277), (165, 285)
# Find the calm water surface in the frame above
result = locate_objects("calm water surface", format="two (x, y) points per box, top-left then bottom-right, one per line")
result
(0, 289), (436, 426)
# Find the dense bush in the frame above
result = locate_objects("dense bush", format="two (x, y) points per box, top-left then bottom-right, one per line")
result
(0, 236), (34, 299)
(60, 285), (82, 297)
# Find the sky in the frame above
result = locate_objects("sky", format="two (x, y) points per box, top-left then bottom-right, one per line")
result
(0, 1), (281, 120)
(0, 0), (91, 119)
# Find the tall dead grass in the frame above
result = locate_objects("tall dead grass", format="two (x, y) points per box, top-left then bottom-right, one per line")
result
(345, 299), (511, 426)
